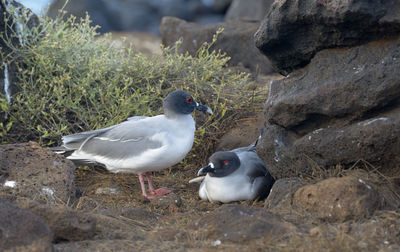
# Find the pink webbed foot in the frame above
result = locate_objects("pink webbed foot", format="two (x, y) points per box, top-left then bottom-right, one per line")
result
(144, 187), (172, 199)
(146, 172), (172, 197)
(150, 187), (172, 196)
(138, 172), (172, 199)
(144, 194), (160, 199)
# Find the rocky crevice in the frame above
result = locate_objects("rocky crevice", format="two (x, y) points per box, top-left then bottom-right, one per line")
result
(258, 35), (400, 178)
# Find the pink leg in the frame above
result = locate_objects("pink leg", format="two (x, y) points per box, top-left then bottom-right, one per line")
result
(145, 172), (172, 196)
(145, 172), (156, 192)
(138, 174), (149, 198)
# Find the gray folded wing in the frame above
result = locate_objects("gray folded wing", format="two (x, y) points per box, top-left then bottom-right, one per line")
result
(242, 152), (268, 179)
(235, 146), (274, 200)
(232, 144), (266, 178)
(63, 118), (163, 160)
(62, 125), (117, 150)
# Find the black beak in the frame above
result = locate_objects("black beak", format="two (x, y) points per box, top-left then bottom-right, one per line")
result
(195, 103), (213, 115)
(197, 164), (215, 176)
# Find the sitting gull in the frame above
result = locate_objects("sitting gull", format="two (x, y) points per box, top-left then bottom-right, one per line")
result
(54, 90), (213, 199)
(193, 137), (274, 203)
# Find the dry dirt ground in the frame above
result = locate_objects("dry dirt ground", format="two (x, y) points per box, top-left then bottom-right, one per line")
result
(71, 160), (400, 251)
(74, 162), (227, 215)
(72, 163), (266, 250)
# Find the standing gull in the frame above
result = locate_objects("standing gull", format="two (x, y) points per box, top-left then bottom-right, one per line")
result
(54, 90), (213, 199)
(193, 138), (274, 203)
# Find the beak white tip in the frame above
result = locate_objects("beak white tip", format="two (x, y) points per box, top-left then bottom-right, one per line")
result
(189, 176), (205, 183)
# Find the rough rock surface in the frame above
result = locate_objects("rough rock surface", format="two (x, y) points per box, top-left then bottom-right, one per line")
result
(255, 0), (400, 74)
(160, 16), (274, 74)
(225, 0), (274, 21)
(264, 177), (304, 213)
(0, 142), (77, 204)
(54, 240), (143, 252)
(16, 198), (96, 242)
(0, 199), (53, 252)
(190, 204), (297, 242)
(293, 175), (380, 222)
(257, 38), (400, 178)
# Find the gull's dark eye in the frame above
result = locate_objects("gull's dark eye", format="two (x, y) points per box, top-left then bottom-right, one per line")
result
(223, 160), (229, 165)
(186, 97), (193, 103)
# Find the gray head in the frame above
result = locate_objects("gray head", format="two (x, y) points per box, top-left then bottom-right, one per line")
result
(163, 90), (213, 117)
(197, 151), (241, 177)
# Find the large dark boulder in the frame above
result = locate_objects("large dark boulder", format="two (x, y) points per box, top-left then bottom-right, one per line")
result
(161, 16), (274, 74)
(264, 177), (304, 213)
(266, 171), (400, 223)
(257, 38), (400, 178)
(293, 175), (381, 222)
(16, 199), (96, 242)
(0, 142), (77, 204)
(0, 199), (53, 252)
(225, 0), (274, 21)
(255, 0), (400, 75)
(190, 204), (297, 242)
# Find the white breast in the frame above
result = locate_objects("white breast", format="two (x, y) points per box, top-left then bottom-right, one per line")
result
(199, 169), (253, 203)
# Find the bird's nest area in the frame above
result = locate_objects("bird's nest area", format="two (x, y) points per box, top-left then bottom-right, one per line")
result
(73, 160), (400, 250)
(73, 159), (400, 216)
(72, 114), (266, 216)
(74, 158), (265, 216)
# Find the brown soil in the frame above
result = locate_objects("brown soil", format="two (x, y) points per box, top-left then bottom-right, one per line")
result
(74, 163), (264, 215)
(72, 160), (400, 251)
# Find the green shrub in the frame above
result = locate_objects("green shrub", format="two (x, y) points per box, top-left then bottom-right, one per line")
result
(0, 7), (267, 161)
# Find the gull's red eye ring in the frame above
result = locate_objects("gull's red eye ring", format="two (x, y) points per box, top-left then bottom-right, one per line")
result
(223, 160), (229, 164)
(186, 97), (193, 103)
